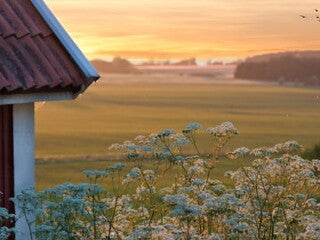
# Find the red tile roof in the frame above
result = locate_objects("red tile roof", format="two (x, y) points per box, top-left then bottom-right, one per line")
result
(0, 0), (99, 95)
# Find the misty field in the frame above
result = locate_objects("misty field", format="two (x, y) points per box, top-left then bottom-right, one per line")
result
(35, 74), (320, 189)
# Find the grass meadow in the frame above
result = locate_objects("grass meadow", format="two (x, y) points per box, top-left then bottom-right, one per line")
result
(35, 74), (320, 190)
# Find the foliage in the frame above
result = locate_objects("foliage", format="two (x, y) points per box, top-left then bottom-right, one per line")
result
(303, 142), (320, 160)
(0, 207), (15, 239)
(235, 56), (320, 85)
(2, 122), (320, 239)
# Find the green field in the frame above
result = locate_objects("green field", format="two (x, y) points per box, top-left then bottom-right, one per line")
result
(35, 157), (250, 191)
(35, 74), (320, 189)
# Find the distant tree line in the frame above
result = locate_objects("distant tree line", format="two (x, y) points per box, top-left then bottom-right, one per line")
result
(234, 56), (320, 85)
(91, 57), (141, 74)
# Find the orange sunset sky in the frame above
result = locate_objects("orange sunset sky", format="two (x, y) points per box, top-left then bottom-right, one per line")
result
(46, 0), (320, 62)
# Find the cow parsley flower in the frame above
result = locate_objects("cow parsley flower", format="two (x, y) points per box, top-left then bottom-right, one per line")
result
(188, 166), (204, 175)
(158, 129), (176, 138)
(141, 145), (157, 152)
(273, 140), (303, 154)
(206, 121), (239, 137)
(83, 170), (109, 179)
(163, 194), (188, 205)
(143, 169), (156, 181)
(183, 122), (202, 134)
(228, 147), (250, 159)
(106, 162), (125, 171)
(134, 135), (147, 144)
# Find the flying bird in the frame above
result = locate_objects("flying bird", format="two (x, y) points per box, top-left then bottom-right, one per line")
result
(300, 15), (307, 18)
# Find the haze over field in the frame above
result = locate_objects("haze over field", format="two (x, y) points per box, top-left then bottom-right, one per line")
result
(46, 0), (320, 62)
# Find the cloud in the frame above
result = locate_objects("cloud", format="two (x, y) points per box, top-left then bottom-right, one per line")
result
(47, 0), (320, 60)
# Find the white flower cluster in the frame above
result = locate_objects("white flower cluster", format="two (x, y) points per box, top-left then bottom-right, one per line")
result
(228, 140), (304, 159)
(206, 121), (239, 137)
(227, 147), (250, 159)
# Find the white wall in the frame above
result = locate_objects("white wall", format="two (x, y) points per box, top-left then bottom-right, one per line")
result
(13, 103), (35, 240)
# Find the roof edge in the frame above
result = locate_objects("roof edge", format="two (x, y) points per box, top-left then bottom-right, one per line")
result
(31, 0), (100, 84)
(0, 92), (74, 105)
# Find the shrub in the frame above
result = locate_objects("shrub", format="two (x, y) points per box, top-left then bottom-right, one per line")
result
(303, 142), (320, 160)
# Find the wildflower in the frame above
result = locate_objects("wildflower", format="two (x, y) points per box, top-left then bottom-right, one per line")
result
(106, 162), (125, 171)
(294, 193), (306, 204)
(163, 194), (188, 205)
(123, 140), (135, 146)
(170, 202), (204, 217)
(0, 227), (15, 240)
(174, 155), (186, 164)
(183, 122), (202, 134)
(187, 122), (202, 131)
(196, 191), (212, 200)
(173, 137), (190, 146)
(127, 226), (152, 239)
(177, 187), (193, 194)
(158, 129), (176, 138)
(206, 121), (239, 137)
(228, 147), (250, 159)
(141, 145), (157, 152)
(108, 143), (124, 151)
(156, 151), (171, 159)
(0, 207), (15, 223)
(188, 166), (202, 175)
(312, 159), (320, 171)
(306, 198), (317, 207)
(169, 133), (185, 141)
(127, 145), (140, 151)
(148, 133), (159, 144)
(211, 184), (227, 195)
(128, 167), (141, 179)
(134, 135), (147, 144)
(127, 152), (139, 159)
(206, 233), (224, 240)
(143, 169), (156, 181)
(250, 147), (271, 157)
(235, 223), (249, 233)
(204, 199), (226, 213)
(273, 140), (303, 154)
(270, 186), (285, 194)
(192, 178), (205, 186)
(122, 167), (142, 184)
(195, 158), (209, 168)
(136, 186), (148, 196)
(83, 170), (109, 179)
(303, 221), (320, 240)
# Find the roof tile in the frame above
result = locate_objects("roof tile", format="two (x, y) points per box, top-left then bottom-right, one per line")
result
(0, 0), (95, 95)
